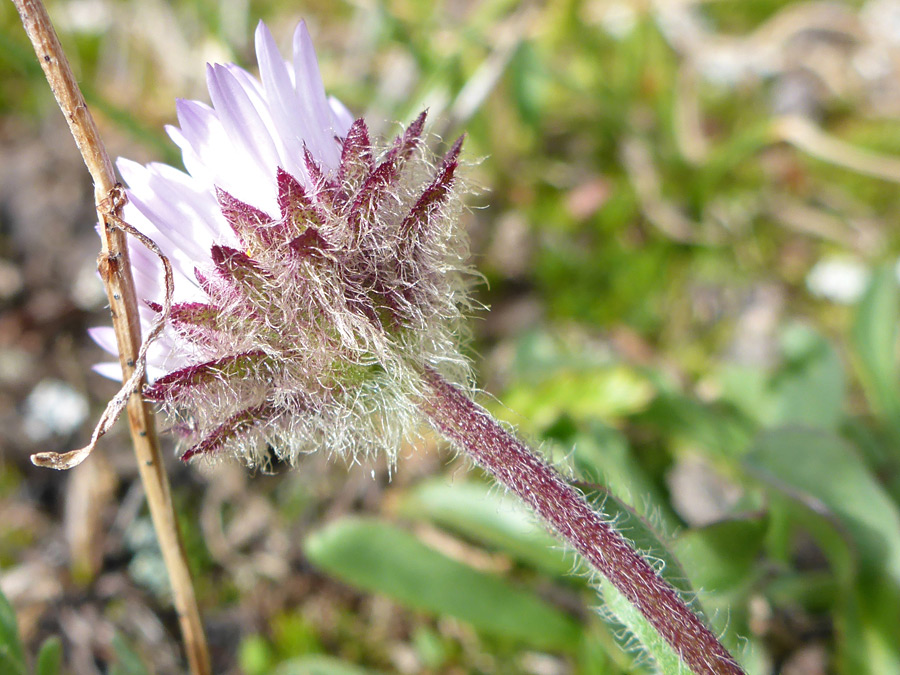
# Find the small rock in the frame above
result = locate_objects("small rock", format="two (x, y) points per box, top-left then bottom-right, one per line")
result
(22, 379), (89, 441)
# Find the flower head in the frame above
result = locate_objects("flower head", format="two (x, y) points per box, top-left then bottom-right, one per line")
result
(90, 21), (473, 466)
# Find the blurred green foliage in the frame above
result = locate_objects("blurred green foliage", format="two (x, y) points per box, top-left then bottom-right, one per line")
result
(5, 0), (900, 672)
(0, 589), (61, 675)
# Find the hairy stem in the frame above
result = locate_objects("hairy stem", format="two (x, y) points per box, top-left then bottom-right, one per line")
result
(419, 367), (744, 675)
(12, 2), (211, 673)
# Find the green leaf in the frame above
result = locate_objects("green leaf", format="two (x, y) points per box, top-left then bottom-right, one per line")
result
(274, 655), (378, 675)
(401, 476), (729, 671)
(697, 120), (773, 198)
(498, 332), (655, 431)
(510, 42), (548, 127)
(600, 580), (683, 674)
(852, 264), (900, 420)
(304, 517), (581, 650)
(399, 479), (573, 577)
(578, 488), (698, 604)
(673, 516), (767, 592)
(35, 636), (62, 675)
(270, 613), (323, 660)
(636, 391), (754, 459)
(672, 516), (767, 656)
(575, 489), (735, 674)
(764, 571), (836, 613)
(411, 626), (447, 669)
(746, 429), (900, 583)
(401, 479), (724, 671)
(109, 633), (151, 675)
(575, 634), (617, 675)
(0, 651), (26, 675)
(837, 582), (900, 675)
(764, 492), (856, 600)
(755, 498), (857, 672)
(0, 589), (25, 675)
(719, 325), (845, 432)
(770, 324), (844, 430)
(718, 364), (773, 425)
(569, 425), (679, 531)
(501, 364), (654, 431)
(239, 635), (274, 675)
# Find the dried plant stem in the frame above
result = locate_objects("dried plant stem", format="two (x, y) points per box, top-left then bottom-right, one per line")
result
(12, 2), (211, 673)
(774, 115), (900, 184)
(419, 367), (744, 675)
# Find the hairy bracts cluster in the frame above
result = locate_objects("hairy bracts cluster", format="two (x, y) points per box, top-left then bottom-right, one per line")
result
(89, 22), (476, 466)
(143, 115), (472, 465)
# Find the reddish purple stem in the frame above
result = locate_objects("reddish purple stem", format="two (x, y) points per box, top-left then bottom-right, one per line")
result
(419, 367), (744, 675)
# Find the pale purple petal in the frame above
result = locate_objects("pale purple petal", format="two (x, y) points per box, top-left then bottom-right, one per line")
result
(118, 161), (219, 285)
(92, 361), (170, 383)
(98, 20), (356, 383)
(206, 64), (281, 213)
(174, 99), (224, 169)
(221, 63), (265, 99)
(118, 159), (234, 246)
(174, 99), (264, 207)
(165, 124), (214, 188)
(88, 326), (119, 355)
(222, 62), (290, 171)
(329, 96), (355, 137)
(127, 236), (168, 305)
(146, 336), (186, 372)
(255, 21), (311, 184)
(92, 362), (124, 381)
(292, 21), (341, 169)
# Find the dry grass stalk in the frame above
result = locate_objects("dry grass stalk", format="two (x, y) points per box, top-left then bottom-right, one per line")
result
(11, 1), (211, 673)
